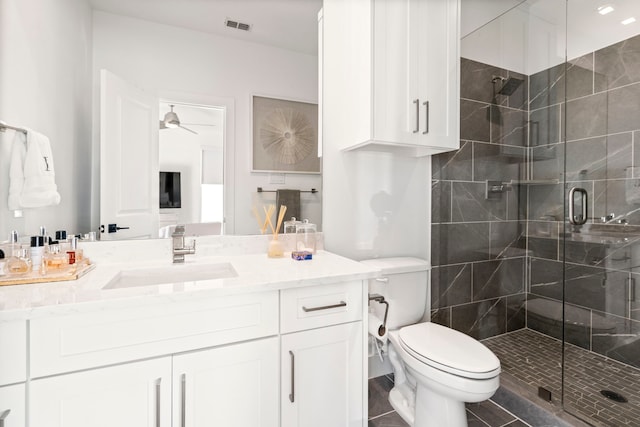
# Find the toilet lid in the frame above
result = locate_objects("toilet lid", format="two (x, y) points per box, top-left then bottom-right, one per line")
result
(399, 323), (500, 380)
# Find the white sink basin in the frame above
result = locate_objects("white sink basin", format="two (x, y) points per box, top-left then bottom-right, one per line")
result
(103, 263), (238, 289)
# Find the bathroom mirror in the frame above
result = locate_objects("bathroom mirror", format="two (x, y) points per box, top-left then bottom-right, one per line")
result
(0, 0), (323, 241)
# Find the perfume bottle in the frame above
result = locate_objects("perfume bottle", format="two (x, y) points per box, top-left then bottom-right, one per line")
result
(5, 246), (31, 275)
(30, 236), (46, 275)
(67, 237), (84, 265)
(0, 248), (5, 276)
(45, 241), (69, 272)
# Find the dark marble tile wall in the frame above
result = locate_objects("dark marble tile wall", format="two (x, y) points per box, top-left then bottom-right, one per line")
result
(524, 32), (640, 367)
(431, 58), (528, 339)
(436, 44), (640, 367)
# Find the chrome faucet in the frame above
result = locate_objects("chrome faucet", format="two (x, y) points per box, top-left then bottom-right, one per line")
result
(601, 213), (616, 223)
(172, 225), (196, 263)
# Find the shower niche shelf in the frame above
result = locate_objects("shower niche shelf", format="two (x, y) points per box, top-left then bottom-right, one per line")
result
(509, 179), (560, 185)
(486, 179), (559, 199)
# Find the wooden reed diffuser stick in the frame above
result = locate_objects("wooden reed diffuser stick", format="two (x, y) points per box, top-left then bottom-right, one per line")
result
(263, 205), (275, 234)
(274, 205), (288, 238)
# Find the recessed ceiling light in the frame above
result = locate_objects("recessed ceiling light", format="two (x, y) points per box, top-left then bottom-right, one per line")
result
(598, 5), (614, 15)
(622, 17), (636, 25)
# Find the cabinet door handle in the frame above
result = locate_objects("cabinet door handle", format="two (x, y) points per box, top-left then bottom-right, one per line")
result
(302, 301), (347, 312)
(413, 99), (419, 133)
(423, 101), (429, 134)
(0, 409), (10, 427)
(155, 378), (162, 427)
(289, 351), (295, 403)
(181, 374), (187, 427)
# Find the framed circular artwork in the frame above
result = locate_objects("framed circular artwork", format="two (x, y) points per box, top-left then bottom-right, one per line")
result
(252, 95), (320, 173)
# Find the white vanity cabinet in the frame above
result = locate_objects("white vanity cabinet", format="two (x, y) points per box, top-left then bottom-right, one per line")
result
(323, 0), (460, 156)
(0, 321), (26, 386)
(281, 323), (364, 427)
(10, 275), (368, 426)
(280, 282), (365, 427)
(27, 291), (280, 426)
(172, 337), (279, 427)
(30, 357), (172, 427)
(0, 384), (25, 427)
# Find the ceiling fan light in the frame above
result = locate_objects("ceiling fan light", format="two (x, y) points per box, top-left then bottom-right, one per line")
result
(164, 110), (180, 128)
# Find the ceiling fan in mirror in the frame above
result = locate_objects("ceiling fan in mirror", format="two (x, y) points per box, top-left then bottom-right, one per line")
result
(159, 104), (198, 134)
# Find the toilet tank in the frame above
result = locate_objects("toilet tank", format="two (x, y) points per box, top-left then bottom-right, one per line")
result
(361, 258), (430, 329)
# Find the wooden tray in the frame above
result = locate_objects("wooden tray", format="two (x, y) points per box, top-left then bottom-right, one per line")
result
(0, 262), (95, 286)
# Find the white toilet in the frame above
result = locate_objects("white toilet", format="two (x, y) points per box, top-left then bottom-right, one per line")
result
(362, 258), (501, 427)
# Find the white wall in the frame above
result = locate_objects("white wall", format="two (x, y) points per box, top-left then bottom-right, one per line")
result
(461, 0), (566, 75)
(92, 11), (321, 235)
(321, 0), (430, 261)
(460, 0), (525, 38)
(0, 0), (93, 240)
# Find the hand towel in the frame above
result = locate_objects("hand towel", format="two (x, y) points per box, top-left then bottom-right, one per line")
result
(276, 189), (301, 233)
(19, 128), (61, 208)
(8, 130), (27, 210)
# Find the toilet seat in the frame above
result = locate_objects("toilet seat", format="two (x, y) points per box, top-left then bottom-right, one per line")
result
(398, 323), (500, 380)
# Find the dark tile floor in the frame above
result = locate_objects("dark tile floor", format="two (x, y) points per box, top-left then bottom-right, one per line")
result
(368, 374), (532, 427)
(483, 329), (640, 427)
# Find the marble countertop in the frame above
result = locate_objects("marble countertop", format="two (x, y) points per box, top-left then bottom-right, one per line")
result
(0, 236), (379, 321)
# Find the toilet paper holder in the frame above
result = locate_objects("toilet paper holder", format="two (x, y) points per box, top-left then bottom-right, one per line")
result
(368, 293), (389, 337)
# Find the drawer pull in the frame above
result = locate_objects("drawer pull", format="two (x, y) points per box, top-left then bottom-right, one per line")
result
(302, 301), (347, 312)
(181, 374), (186, 427)
(155, 378), (162, 427)
(0, 409), (10, 427)
(289, 351), (295, 403)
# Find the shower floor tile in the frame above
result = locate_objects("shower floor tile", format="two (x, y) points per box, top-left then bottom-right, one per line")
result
(483, 328), (640, 426)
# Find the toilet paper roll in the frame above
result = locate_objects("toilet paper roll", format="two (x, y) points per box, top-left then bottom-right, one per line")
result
(368, 313), (387, 343)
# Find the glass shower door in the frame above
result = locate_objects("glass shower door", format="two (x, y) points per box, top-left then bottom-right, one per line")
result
(562, 1), (640, 424)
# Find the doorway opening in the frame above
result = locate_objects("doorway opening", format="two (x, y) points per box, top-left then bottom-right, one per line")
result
(158, 101), (225, 235)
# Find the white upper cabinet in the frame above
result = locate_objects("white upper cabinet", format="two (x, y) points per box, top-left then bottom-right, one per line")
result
(323, 0), (460, 156)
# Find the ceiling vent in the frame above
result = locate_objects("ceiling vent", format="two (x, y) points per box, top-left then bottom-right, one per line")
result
(225, 19), (251, 32)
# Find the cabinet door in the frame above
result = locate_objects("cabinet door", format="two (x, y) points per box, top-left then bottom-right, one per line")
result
(372, 0), (459, 151)
(0, 384), (25, 427)
(372, 0), (416, 146)
(418, 0), (460, 150)
(281, 322), (364, 427)
(173, 337), (279, 427)
(30, 357), (171, 427)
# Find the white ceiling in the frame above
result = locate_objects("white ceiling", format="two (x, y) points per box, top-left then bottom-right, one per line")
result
(89, 0), (323, 56)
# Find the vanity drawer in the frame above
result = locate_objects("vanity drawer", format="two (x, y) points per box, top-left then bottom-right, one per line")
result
(0, 321), (27, 385)
(280, 281), (363, 333)
(30, 291), (278, 378)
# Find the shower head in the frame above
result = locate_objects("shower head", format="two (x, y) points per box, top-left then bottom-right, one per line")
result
(497, 77), (524, 96)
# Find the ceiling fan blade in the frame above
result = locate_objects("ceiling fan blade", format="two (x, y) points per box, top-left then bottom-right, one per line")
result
(159, 120), (167, 129)
(181, 123), (216, 127)
(179, 125), (198, 135)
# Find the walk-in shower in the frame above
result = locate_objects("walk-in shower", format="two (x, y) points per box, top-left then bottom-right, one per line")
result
(432, 0), (640, 425)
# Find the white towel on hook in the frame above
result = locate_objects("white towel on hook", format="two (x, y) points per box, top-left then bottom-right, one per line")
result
(19, 128), (61, 208)
(8, 130), (27, 210)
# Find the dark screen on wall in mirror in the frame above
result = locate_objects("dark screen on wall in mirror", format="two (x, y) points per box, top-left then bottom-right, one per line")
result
(159, 171), (181, 209)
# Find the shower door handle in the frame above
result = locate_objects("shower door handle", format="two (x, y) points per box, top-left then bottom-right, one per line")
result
(569, 187), (588, 225)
